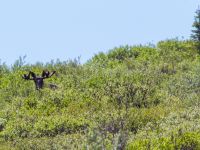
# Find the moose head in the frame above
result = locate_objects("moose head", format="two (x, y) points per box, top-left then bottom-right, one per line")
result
(22, 70), (56, 90)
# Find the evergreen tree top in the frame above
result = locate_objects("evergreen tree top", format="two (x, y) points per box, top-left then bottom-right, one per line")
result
(191, 7), (200, 42)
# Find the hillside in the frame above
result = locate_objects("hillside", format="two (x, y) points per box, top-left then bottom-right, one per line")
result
(0, 39), (200, 149)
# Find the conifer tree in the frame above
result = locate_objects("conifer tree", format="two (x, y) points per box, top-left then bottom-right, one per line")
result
(191, 7), (200, 51)
(191, 7), (200, 40)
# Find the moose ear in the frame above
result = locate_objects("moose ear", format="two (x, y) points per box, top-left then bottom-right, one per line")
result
(30, 71), (36, 78)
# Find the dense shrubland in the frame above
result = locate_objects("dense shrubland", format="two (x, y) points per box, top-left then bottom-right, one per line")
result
(0, 39), (200, 149)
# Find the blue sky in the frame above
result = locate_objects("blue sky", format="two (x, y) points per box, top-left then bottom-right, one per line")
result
(0, 0), (199, 65)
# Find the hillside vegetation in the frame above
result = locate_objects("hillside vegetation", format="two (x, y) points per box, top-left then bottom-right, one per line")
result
(0, 39), (200, 149)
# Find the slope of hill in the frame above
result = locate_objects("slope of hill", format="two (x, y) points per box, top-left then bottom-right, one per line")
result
(0, 39), (200, 149)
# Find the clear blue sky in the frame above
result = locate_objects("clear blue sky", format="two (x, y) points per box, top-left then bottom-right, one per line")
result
(0, 0), (199, 65)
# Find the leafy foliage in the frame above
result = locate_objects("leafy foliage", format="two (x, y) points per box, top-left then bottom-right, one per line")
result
(0, 39), (200, 149)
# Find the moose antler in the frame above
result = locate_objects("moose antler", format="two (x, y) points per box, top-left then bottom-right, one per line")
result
(22, 71), (35, 80)
(42, 70), (56, 79)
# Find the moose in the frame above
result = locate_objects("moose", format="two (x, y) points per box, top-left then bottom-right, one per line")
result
(22, 70), (56, 90)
